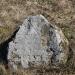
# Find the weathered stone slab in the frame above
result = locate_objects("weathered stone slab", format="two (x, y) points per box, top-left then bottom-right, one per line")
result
(8, 15), (69, 69)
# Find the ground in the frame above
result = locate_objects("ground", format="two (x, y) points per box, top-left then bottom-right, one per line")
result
(0, 0), (75, 75)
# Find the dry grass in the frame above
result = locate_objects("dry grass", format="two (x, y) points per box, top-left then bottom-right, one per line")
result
(0, 0), (75, 75)
(0, 65), (75, 75)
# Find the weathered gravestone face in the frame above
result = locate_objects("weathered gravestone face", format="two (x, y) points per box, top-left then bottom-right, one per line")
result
(8, 15), (69, 69)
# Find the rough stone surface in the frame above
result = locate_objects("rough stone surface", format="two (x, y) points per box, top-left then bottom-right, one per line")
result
(8, 15), (69, 69)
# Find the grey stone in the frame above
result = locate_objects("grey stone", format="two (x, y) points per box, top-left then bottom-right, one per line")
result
(8, 15), (69, 69)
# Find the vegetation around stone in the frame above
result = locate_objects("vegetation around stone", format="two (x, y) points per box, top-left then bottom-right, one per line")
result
(0, 0), (75, 75)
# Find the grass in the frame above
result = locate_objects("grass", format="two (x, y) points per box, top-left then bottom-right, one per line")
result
(0, 64), (75, 75)
(0, 0), (75, 74)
